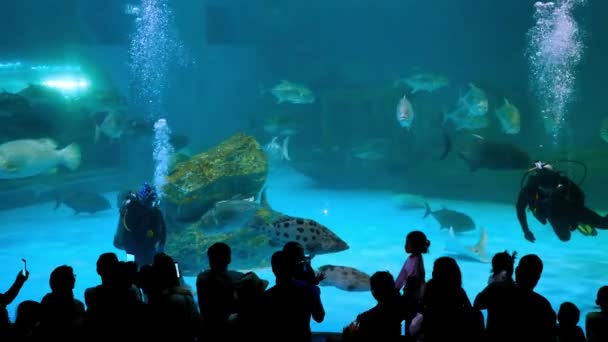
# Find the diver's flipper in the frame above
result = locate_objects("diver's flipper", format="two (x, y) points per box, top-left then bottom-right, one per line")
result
(576, 224), (597, 237)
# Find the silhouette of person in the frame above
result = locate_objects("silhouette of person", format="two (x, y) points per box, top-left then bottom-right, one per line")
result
(113, 183), (167, 267)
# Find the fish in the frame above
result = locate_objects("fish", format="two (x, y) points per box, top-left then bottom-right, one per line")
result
(443, 107), (490, 131)
(95, 110), (130, 142)
(169, 133), (190, 150)
(0, 138), (81, 179)
(76, 90), (128, 115)
(265, 136), (290, 161)
(16, 85), (67, 109)
(262, 113), (300, 136)
(197, 195), (260, 232)
(261, 216), (349, 256)
(262, 80), (315, 104)
(449, 134), (531, 172)
(392, 193), (427, 211)
(350, 139), (390, 161)
(318, 265), (371, 292)
(444, 227), (489, 263)
(423, 202), (476, 233)
(394, 73), (449, 94)
(457, 83), (489, 117)
(396, 94), (414, 129)
(599, 118), (608, 143)
(494, 99), (521, 134)
(55, 191), (111, 215)
(0, 91), (30, 116)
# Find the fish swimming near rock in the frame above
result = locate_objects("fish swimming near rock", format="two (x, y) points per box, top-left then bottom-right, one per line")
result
(423, 202), (475, 233)
(265, 136), (290, 161)
(197, 195), (260, 232)
(262, 113), (300, 136)
(0, 138), (81, 179)
(55, 191), (111, 215)
(318, 265), (371, 292)
(441, 134), (530, 172)
(261, 80), (315, 104)
(261, 216), (349, 256)
(444, 227), (489, 263)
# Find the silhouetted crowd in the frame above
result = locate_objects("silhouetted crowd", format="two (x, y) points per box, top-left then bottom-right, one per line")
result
(1, 232), (607, 342)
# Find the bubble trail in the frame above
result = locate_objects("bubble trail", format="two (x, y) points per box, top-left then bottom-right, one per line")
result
(526, 0), (586, 144)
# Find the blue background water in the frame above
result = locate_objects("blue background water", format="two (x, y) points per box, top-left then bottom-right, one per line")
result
(1, 168), (606, 332)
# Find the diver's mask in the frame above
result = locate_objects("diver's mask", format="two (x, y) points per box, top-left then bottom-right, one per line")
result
(528, 160), (554, 173)
(136, 182), (160, 208)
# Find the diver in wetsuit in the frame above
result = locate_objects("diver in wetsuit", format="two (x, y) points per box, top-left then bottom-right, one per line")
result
(113, 183), (167, 267)
(517, 161), (608, 242)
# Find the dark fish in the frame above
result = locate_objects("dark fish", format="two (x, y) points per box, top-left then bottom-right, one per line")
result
(55, 191), (111, 214)
(170, 134), (190, 150)
(423, 202), (475, 232)
(318, 265), (371, 292)
(442, 134), (530, 171)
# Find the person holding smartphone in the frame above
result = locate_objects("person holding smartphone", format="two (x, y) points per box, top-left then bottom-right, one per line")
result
(1, 260), (29, 328)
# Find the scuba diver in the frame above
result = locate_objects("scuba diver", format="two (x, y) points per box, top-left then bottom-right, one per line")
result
(517, 160), (608, 243)
(113, 183), (167, 267)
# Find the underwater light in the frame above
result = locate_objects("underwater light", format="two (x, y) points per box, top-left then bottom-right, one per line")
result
(322, 208), (329, 216)
(42, 78), (90, 91)
(0, 62), (23, 69)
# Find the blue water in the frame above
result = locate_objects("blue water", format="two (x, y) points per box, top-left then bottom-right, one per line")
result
(1, 167), (605, 332)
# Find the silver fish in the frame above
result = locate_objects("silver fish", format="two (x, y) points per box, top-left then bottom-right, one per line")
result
(396, 94), (414, 129)
(263, 80), (315, 104)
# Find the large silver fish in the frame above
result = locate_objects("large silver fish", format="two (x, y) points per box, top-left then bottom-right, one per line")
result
(0, 138), (81, 179)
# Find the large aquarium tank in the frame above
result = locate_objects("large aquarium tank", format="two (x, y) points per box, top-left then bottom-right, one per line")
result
(0, 0), (607, 336)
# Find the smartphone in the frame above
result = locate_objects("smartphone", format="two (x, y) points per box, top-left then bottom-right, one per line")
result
(174, 262), (181, 278)
(21, 258), (27, 276)
(126, 253), (135, 262)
